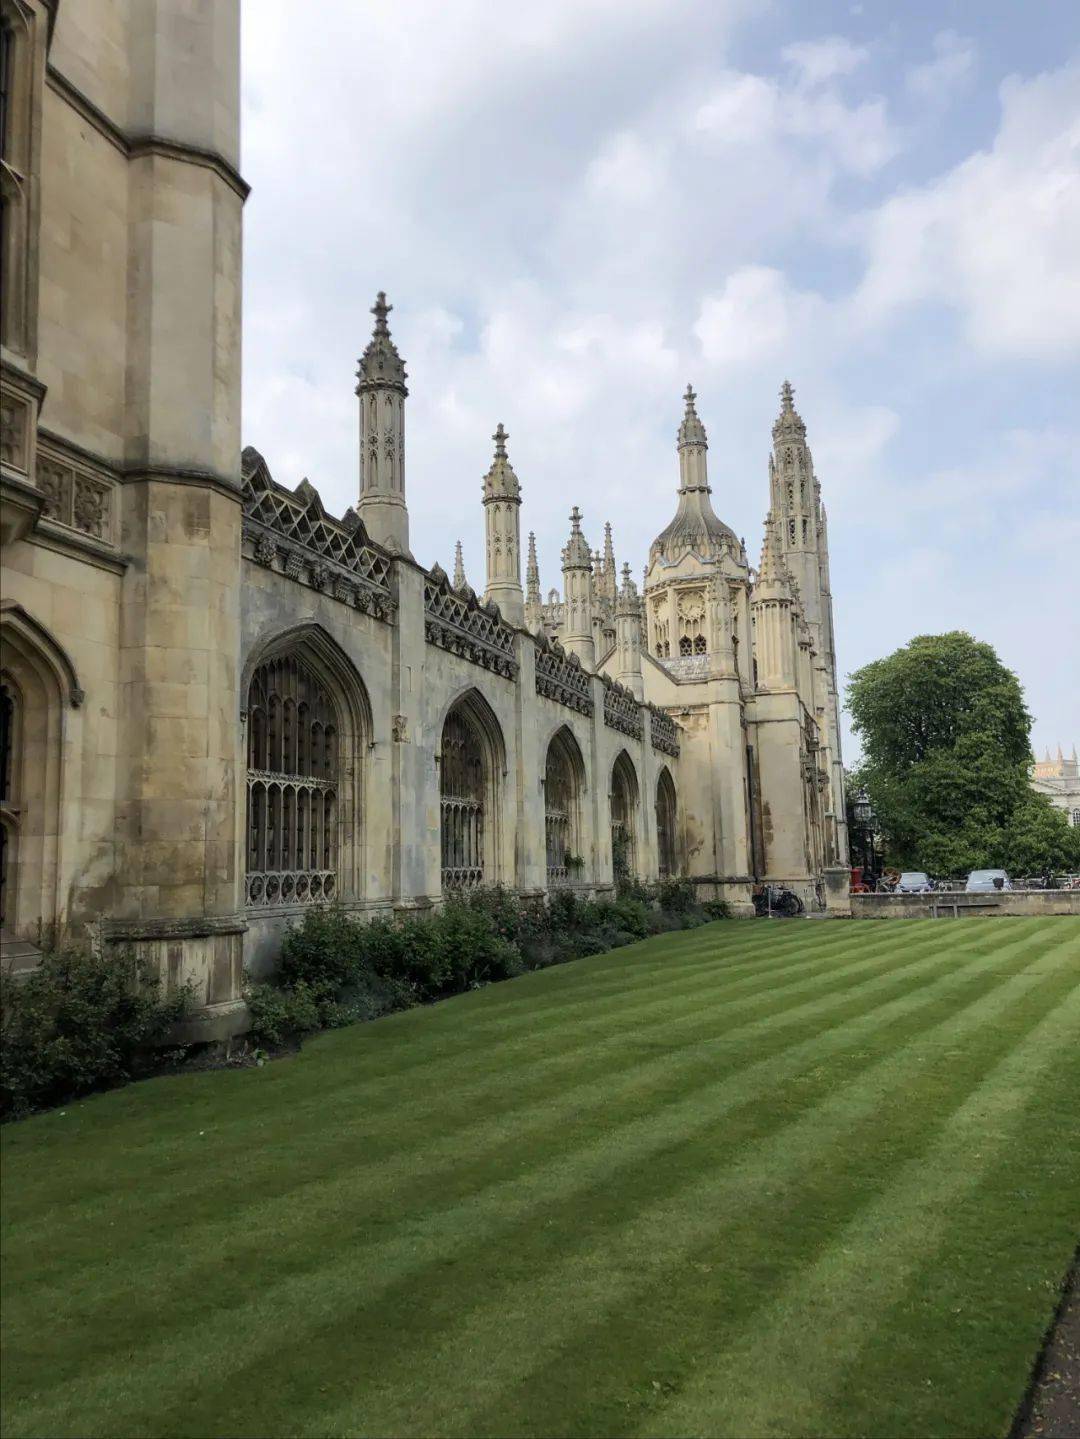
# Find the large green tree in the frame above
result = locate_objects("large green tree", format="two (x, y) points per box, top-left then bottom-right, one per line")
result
(846, 631), (1079, 876)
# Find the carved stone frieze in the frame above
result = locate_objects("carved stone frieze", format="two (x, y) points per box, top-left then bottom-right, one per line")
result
(29, 443), (117, 546)
(37, 456), (72, 522)
(534, 633), (594, 715)
(424, 568), (518, 678)
(241, 446), (396, 622)
(1, 393), (28, 472)
(648, 706), (681, 757)
(73, 475), (109, 538)
(602, 675), (643, 740)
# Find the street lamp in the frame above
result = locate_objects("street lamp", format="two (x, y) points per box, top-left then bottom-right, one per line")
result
(853, 789), (876, 884)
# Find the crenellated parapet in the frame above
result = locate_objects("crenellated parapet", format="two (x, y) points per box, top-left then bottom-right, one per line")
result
(602, 674), (644, 741)
(533, 630), (594, 714)
(648, 706), (681, 758)
(241, 447), (395, 620)
(424, 565), (518, 678)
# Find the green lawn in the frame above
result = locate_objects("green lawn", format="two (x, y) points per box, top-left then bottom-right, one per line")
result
(3, 917), (1079, 1439)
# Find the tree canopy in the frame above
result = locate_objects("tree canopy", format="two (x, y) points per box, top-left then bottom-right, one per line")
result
(846, 632), (1078, 877)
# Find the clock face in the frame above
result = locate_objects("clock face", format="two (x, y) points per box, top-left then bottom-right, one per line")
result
(678, 593), (706, 625)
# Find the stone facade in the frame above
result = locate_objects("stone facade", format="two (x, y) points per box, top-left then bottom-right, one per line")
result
(1030, 747), (1080, 828)
(0, 2), (849, 1025)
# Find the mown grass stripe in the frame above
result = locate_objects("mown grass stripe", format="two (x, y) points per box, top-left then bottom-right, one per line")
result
(3, 919), (1046, 1293)
(0, 919), (973, 1246)
(637, 971), (1080, 1438)
(294, 931), (1080, 1439)
(6, 925), (1074, 1438)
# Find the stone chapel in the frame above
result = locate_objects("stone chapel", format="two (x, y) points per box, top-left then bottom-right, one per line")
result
(0, 0), (850, 1034)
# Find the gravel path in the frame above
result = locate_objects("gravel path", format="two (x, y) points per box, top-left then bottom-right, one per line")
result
(1015, 1255), (1079, 1439)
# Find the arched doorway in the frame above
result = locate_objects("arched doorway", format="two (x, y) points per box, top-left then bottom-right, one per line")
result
(610, 751), (639, 881)
(656, 768), (678, 878)
(544, 727), (585, 886)
(0, 606), (76, 946)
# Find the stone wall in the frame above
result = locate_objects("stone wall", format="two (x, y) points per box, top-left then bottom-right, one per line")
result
(850, 891), (1080, 920)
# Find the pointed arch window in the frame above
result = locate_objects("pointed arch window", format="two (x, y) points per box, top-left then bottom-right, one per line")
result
(440, 709), (486, 890)
(0, 679), (15, 930)
(611, 753), (639, 880)
(545, 730), (583, 885)
(246, 654), (339, 906)
(656, 770), (678, 879)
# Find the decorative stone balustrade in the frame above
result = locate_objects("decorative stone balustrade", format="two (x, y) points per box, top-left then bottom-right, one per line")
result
(424, 566), (518, 678)
(534, 633), (593, 715)
(602, 676), (643, 740)
(648, 706), (681, 757)
(241, 447), (395, 620)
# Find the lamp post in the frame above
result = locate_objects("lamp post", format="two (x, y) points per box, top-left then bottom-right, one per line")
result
(853, 788), (876, 887)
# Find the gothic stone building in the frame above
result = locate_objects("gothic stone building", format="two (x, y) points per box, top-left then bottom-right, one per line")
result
(0, 0), (849, 1034)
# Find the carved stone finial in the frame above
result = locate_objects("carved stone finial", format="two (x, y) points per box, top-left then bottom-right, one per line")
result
(772, 378), (806, 440)
(676, 383), (708, 455)
(372, 291), (392, 334)
(357, 290), (407, 393)
(493, 422), (508, 459)
(453, 539), (467, 590)
(570, 506), (582, 532)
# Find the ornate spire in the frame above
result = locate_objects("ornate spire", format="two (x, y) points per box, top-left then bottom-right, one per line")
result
(602, 522), (618, 601)
(482, 422), (523, 624)
(356, 290), (410, 553)
(482, 422), (520, 500)
(755, 511), (793, 598)
(526, 531), (540, 603)
(615, 562), (639, 614)
(356, 291), (408, 393)
(613, 563), (643, 699)
(772, 378), (806, 440)
(677, 383), (708, 457)
(453, 540), (467, 590)
(564, 506), (591, 568)
(652, 385), (738, 564)
(561, 507), (595, 665)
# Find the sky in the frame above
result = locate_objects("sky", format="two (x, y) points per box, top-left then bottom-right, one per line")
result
(240, 0), (1080, 760)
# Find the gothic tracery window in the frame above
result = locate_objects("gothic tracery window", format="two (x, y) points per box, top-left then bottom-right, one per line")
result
(545, 730), (582, 885)
(246, 654), (339, 907)
(0, 680), (15, 931)
(441, 708), (486, 890)
(610, 752), (638, 880)
(677, 591), (707, 658)
(656, 769), (677, 880)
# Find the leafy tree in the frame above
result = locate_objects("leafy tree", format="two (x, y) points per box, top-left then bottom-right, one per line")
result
(846, 632), (1078, 876)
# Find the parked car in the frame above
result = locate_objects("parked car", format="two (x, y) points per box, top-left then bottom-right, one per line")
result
(965, 869), (1012, 893)
(896, 871), (933, 893)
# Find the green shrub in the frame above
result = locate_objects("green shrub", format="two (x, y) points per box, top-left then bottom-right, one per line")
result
(615, 873), (654, 905)
(609, 897), (650, 938)
(253, 879), (728, 1054)
(702, 899), (732, 920)
(244, 979), (323, 1047)
(1, 947), (190, 1119)
(658, 877), (696, 914)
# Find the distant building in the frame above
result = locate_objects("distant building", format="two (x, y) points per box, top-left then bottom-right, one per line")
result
(1030, 747), (1080, 828)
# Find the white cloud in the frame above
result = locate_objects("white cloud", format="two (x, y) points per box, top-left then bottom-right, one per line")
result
(905, 31), (976, 102)
(782, 36), (868, 87)
(694, 266), (824, 369)
(585, 131), (666, 204)
(855, 61), (1080, 358)
(694, 68), (897, 176)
